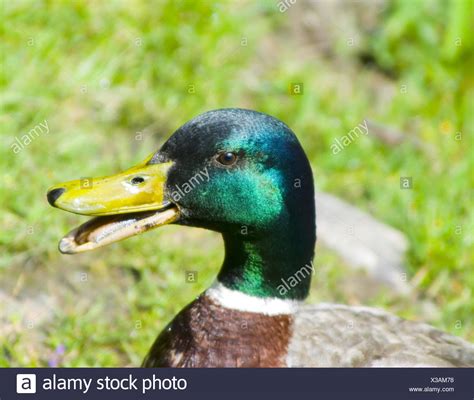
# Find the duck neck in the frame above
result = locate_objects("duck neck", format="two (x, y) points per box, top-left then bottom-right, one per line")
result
(217, 224), (315, 300)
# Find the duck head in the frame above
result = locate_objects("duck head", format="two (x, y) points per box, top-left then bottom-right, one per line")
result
(47, 109), (316, 299)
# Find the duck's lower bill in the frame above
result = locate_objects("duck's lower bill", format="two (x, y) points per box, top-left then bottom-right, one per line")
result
(58, 206), (179, 254)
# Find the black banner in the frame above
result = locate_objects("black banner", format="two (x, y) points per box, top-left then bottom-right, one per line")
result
(1, 368), (472, 399)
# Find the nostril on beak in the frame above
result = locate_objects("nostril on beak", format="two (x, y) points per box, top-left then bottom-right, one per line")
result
(47, 188), (66, 206)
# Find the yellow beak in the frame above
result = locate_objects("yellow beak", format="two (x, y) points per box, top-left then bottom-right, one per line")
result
(47, 154), (179, 254)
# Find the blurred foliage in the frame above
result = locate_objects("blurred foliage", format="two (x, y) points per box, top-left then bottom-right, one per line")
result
(369, 0), (473, 128)
(0, 0), (472, 366)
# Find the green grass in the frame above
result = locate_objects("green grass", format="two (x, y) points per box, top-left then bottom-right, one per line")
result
(1, 0), (472, 366)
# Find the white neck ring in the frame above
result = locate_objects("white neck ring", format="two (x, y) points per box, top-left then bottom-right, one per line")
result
(205, 281), (302, 316)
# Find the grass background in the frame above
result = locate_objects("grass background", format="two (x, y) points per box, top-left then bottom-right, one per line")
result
(1, 0), (473, 366)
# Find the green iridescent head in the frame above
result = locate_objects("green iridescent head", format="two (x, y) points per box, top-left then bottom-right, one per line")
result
(154, 109), (316, 299)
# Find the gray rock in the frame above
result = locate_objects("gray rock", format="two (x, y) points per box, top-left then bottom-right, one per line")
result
(316, 191), (410, 294)
(0, 290), (56, 336)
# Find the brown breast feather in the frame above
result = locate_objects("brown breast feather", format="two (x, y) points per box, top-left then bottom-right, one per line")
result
(142, 294), (292, 367)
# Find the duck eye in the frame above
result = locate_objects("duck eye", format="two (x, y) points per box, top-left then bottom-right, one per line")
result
(216, 151), (238, 166)
(130, 176), (145, 185)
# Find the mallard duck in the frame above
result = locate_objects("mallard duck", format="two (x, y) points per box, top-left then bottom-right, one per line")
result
(47, 108), (474, 367)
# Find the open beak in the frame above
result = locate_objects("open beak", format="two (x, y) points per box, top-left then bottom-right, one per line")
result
(46, 154), (179, 254)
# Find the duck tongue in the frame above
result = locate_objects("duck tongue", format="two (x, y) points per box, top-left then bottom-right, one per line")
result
(58, 206), (179, 254)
